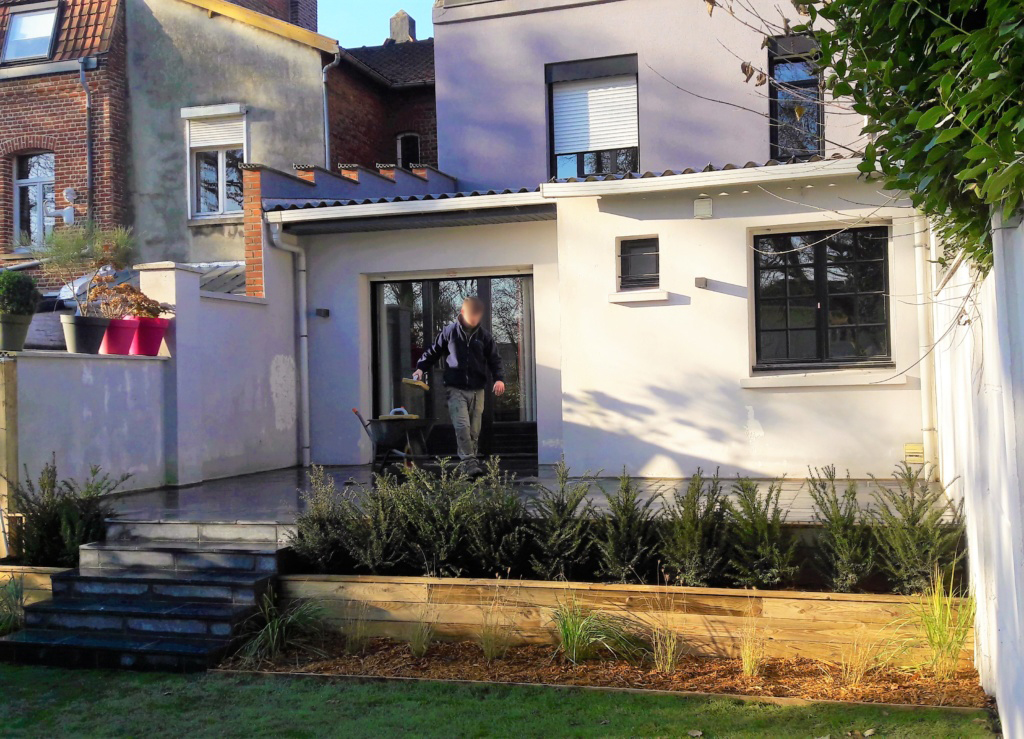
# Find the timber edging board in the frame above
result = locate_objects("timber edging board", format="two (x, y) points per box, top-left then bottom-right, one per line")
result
(279, 575), (974, 667)
(0, 565), (66, 606)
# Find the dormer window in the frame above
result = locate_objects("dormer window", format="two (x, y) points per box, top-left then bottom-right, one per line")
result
(2, 4), (59, 63)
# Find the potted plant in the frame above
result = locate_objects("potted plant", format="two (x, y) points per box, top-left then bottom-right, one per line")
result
(0, 270), (42, 351)
(31, 224), (133, 354)
(126, 292), (172, 357)
(89, 280), (170, 356)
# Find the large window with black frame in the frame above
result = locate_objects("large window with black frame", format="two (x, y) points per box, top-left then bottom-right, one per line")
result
(753, 226), (891, 368)
(768, 35), (824, 160)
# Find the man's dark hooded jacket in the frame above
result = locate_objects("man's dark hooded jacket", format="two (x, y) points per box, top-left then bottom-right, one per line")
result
(416, 319), (504, 391)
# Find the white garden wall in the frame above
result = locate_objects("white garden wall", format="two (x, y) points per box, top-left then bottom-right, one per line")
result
(933, 215), (1024, 736)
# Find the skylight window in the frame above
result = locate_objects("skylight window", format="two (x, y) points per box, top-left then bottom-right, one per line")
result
(2, 7), (59, 63)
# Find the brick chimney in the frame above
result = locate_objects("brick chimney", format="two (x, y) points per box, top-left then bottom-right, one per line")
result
(225, 1), (317, 32)
(389, 10), (416, 43)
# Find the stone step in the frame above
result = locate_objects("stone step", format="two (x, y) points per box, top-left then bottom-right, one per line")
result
(24, 598), (254, 639)
(0, 629), (231, 672)
(105, 520), (294, 546)
(79, 540), (280, 574)
(52, 568), (272, 606)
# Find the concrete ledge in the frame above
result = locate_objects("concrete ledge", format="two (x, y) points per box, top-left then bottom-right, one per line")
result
(607, 289), (670, 304)
(199, 291), (268, 305)
(188, 215), (244, 228)
(740, 370), (908, 388)
(16, 350), (169, 362)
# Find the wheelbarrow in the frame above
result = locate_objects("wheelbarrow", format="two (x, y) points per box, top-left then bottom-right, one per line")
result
(352, 379), (435, 474)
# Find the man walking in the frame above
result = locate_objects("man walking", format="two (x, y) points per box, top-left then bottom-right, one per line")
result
(412, 296), (504, 473)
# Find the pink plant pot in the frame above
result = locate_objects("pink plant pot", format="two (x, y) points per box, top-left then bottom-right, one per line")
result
(127, 316), (170, 356)
(99, 318), (139, 356)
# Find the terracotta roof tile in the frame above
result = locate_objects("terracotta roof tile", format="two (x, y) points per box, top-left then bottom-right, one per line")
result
(0, 0), (120, 63)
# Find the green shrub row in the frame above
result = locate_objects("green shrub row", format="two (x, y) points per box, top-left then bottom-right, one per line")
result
(290, 459), (965, 595)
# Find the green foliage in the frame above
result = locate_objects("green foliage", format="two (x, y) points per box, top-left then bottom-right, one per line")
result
(236, 592), (326, 667)
(0, 575), (23, 637)
(466, 459), (530, 577)
(8, 454), (125, 567)
(0, 271), (41, 316)
(550, 595), (643, 664)
(28, 223), (134, 316)
(593, 470), (660, 584)
(728, 478), (798, 589)
(870, 464), (964, 595)
(660, 468), (732, 587)
(810, 0), (1024, 266)
(529, 459), (595, 581)
(808, 466), (875, 592)
(393, 461), (480, 577)
(915, 567), (976, 681)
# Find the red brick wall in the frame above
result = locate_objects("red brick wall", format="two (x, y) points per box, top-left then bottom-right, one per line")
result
(325, 65), (438, 171)
(241, 165), (264, 298)
(226, 0), (317, 31)
(0, 7), (129, 258)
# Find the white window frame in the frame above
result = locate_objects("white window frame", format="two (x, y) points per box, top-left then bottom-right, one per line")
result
(12, 151), (55, 251)
(181, 104), (248, 220)
(1, 3), (59, 64)
(396, 132), (421, 169)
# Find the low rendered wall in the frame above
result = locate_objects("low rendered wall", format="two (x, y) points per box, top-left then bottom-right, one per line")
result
(280, 575), (972, 667)
(0, 565), (63, 606)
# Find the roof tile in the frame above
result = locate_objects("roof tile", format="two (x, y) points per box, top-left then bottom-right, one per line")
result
(346, 38), (434, 86)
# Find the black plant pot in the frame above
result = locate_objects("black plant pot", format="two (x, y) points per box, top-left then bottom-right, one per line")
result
(0, 313), (33, 352)
(60, 314), (110, 354)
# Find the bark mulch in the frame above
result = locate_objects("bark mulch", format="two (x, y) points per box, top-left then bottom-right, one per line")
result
(222, 637), (986, 709)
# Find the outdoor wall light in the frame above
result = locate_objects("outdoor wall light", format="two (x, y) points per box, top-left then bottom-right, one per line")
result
(315, 308), (330, 318)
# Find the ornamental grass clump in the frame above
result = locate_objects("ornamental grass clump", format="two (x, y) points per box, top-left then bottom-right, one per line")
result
(236, 592), (326, 667)
(738, 603), (766, 678)
(550, 595), (642, 664)
(593, 469), (660, 584)
(635, 570), (688, 674)
(916, 568), (975, 681)
(660, 468), (731, 587)
(870, 463), (964, 595)
(408, 604), (438, 658)
(475, 575), (521, 664)
(529, 459), (595, 581)
(728, 478), (798, 589)
(808, 466), (875, 593)
(466, 459), (530, 578)
(0, 576), (23, 637)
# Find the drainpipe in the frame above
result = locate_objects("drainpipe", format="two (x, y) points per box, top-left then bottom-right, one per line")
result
(79, 58), (94, 222)
(914, 214), (939, 478)
(269, 223), (311, 467)
(322, 52), (342, 170)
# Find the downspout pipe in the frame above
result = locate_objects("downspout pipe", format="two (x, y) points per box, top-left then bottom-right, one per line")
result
(914, 214), (939, 477)
(322, 51), (342, 170)
(269, 223), (311, 467)
(78, 58), (94, 222)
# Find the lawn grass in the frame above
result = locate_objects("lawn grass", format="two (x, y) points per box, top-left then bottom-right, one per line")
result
(0, 664), (992, 738)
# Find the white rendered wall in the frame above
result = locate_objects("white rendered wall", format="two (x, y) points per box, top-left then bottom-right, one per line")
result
(303, 220), (561, 465)
(554, 177), (923, 478)
(933, 216), (1024, 735)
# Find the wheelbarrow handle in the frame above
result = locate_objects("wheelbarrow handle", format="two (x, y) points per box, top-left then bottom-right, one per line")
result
(352, 408), (370, 429)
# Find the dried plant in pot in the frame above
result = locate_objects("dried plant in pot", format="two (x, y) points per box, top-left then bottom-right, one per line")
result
(0, 270), (42, 351)
(125, 292), (173, 357)
(89, 280), (169, 356)
(30, 224), (134, 354)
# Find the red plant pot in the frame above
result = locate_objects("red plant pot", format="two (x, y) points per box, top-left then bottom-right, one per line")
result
(99, 318), (139, 355)
(127, 316), (170, 356)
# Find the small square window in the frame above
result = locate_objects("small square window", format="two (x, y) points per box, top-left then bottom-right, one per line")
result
(2, 8), (59, 63)
(619, 238), (659, 290)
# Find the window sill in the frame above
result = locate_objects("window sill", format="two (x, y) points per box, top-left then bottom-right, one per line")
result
(740, 368), (906, 389)
(188, 214), (244, 228)
(608, 289), (669, 304)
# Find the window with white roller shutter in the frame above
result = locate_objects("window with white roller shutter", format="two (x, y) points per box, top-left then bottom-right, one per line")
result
(546, 56), (639, 179)
(181, 104), (248, 218)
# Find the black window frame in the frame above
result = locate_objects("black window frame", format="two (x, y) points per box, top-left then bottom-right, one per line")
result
(619, 237), (659, 291)
(396, 132), (421, 170)
(768, 35), (824, 161)
(753, 226), (892, 371)
(546, 54), (639, 180)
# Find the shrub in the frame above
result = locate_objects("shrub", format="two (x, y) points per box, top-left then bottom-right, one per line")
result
(808, 466), (875, 593)
(394, 461), (479, 577)
(529, 459), (595, 581)
(916, 568), (975, 681)
(9, 455), (125, 567)
(550, 595), (642, 664)
(0, 576), (23, 637)
(660, 468), (731, 587)
(0, 271), (41, 315)
(290, 466), (353, 574)
(236, 592), (326, 667)
(728, 478), (798, 589)
(870, 464), (964, 595)
(466, 459), (530, 577)
(593, 469), (660, 584)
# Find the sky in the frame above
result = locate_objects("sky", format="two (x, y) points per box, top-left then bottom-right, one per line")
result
(317, 0), (437, 49)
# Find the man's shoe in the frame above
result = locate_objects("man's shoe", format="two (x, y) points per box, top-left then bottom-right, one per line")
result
(461, 458), (484, 478)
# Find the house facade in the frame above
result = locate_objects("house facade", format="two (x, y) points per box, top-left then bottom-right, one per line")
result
(245, 0), (929, 481)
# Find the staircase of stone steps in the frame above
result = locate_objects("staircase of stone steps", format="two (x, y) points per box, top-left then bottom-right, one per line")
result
(0, 522), (284, 672)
